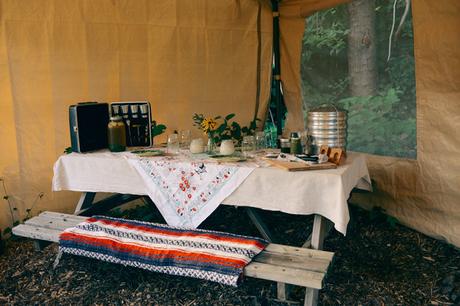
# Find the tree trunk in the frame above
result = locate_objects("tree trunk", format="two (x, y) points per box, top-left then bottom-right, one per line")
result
(347, 0), (377, 96)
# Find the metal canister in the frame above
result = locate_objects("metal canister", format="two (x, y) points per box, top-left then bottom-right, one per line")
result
(307, 105), (347, 154)
(279, 138), (291, 153)
(108, 116), (126, 152)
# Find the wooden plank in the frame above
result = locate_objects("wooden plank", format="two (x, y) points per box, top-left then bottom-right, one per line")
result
(12, 224), (60, 242)
(265, 243), (334, 262)
(265, 159), (337, 171)
(25, 215), (82, 231)
(254, 252), (330, 273)
(244, 261), (324, 289)
(39, 211), (87, 222)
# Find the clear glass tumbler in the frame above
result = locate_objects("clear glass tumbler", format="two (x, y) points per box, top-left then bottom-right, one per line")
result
(167, 134), (180, 154)
(179, 130), (191, 149)
(255, 131), (266, 151)
(241, 136), (256, 157)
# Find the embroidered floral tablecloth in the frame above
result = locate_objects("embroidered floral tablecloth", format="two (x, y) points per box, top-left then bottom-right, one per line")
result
(127, 153), (257, 228)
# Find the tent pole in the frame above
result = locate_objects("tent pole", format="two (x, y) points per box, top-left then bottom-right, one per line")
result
(271, 0), (283, 135)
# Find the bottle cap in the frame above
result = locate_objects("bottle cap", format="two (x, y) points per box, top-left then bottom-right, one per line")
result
(110, 115), (123, 121)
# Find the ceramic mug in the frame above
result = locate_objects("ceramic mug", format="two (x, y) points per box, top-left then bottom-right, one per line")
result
(190, 138), (205, 154)
(219, 139), (235, 156)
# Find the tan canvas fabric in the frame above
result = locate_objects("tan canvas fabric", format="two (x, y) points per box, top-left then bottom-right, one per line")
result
(351, 0), (460, 247)
(1, 0), (459, 247)
(278, 0), (349, 133)
(0, 0), (272, 230)
(279, 0), (460, 247)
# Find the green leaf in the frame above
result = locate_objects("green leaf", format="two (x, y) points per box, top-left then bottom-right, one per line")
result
(216, 123), (227, 135)
(13, 221), (19, 226)
(225, 113), (235, 121)
(3, 227), (11, 235)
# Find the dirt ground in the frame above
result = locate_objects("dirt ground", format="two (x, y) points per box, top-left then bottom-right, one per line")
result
(0, 204), (459, 305)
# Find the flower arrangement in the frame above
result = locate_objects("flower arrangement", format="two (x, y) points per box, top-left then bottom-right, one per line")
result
(192, 113), (259, 145)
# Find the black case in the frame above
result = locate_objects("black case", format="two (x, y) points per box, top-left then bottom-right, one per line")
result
(69, 102), (109, 152)
(109, 101), (152, 147)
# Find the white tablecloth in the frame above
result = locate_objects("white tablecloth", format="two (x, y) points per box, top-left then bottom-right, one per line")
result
(52, 151), (371, 235)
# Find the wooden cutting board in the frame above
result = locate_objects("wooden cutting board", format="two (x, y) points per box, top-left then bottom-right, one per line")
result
(265, 159), (337, 171)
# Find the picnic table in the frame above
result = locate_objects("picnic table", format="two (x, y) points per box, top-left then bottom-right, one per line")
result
(29, 149), (371, 305)
(52, 150), (371, 249)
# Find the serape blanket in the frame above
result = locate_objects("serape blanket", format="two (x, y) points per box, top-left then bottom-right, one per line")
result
(59, 216), (268, 286)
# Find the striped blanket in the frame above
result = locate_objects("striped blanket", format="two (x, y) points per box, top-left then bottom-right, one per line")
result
(59, 216), (268, 286)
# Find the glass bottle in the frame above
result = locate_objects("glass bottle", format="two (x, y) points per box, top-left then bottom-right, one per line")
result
(108, 116), (126, 152)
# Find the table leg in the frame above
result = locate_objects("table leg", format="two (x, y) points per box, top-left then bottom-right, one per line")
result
(74, 192), (96, 215)
(245, 208), (274, 242)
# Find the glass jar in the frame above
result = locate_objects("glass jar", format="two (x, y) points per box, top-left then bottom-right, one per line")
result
(108, 116), (126, 152)
(279, 138), (291, 153)
(290, 137), (302, 154)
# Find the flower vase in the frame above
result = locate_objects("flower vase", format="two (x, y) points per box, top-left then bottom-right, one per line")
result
(207, 134), (217, 154)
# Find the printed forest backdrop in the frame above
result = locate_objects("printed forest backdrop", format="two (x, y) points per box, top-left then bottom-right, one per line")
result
(301, 0), (416, 158)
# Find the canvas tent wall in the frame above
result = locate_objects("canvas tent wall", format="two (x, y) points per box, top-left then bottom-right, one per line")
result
(277, 0), (460, 247)
(0, 0), (273, 232)
(1, 0), (459, 247)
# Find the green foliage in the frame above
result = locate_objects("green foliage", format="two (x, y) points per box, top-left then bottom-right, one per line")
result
(151, 121), (167, 138)
(3, 227), (11, 235)
(192, 113), (259, 145)
(302, 7), (349, 62)
(64, 147), (72, 154)
(301, 0), (416, 159)
(338, 89), (416, 157)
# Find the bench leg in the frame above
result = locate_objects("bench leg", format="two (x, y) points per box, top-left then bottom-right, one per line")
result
(304, 289), (318, 306)
(303, 215), (333, 306)
(245, 208), (292, 301)
(33, 240), (51, 251)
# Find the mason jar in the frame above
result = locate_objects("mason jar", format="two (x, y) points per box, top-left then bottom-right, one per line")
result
(108, 116), (126, 152)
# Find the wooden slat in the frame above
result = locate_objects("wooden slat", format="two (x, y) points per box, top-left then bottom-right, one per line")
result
(12, 224), (61, 243)
(254, 251), (329, 273)
(244, 261), (324, 289)
(265, 243), (334, 262)
(39, 211), (87, 222)
(25, 215), (81, 231)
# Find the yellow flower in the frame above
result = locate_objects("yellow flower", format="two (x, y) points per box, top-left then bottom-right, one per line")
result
(201, 118), (217, 134)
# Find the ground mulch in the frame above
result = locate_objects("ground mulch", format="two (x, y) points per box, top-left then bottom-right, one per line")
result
(0, 204), (458, 305)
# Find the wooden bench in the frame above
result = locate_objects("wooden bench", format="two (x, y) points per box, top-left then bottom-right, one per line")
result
(13, 211), (334, 306)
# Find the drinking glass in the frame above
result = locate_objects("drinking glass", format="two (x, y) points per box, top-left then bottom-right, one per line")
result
(299, 130), (311, 154)
(241, 136), (256, 157)
(179, 130), (191, 148)
(255, 131), (266, 151)
(167, 134), (180, 154)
